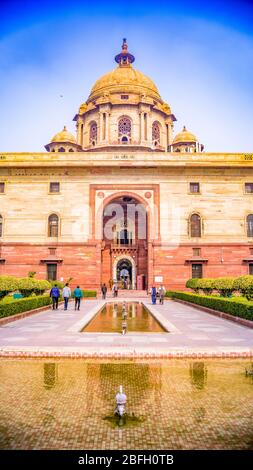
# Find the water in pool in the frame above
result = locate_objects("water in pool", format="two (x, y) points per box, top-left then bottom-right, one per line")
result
(82, 302), (166, 333)
(0, 358), (252, 450)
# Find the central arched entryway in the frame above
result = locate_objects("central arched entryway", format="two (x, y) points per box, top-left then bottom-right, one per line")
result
(101, 193), (148, 289)
(113, 254), (136, 289)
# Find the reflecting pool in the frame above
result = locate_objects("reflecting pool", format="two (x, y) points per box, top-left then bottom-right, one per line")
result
(0, 359), (253, 449)
(82, 302), (166, 333)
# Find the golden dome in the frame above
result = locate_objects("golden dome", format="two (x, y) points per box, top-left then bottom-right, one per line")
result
(51, 126), (76, 144)
(173, 126), (198, 144)
(87, 65), (162, 103)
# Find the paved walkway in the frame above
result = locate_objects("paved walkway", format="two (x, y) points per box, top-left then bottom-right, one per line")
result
(0, 298), (252, 357)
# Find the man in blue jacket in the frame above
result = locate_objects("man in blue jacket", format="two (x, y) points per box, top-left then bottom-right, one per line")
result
(50, 284), (61, 310)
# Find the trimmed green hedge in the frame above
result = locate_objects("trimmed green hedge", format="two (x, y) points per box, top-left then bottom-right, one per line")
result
(185, 275), (253, 299)
(0, 295), (52, 319)
(165, 291), (253, 320)
(71, 290), (97, 298)
(0, 275), (51, 299)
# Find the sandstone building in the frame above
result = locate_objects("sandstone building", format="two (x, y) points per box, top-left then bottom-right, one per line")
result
(0, 39), (253, 290)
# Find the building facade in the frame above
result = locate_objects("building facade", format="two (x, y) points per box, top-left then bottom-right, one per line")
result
(0, 40), (253, 290)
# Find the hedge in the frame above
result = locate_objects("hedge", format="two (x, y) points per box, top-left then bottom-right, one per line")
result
(0, 295), (52, 319)
(0, 276), (51, 299)
(17, 278), (51, 297)
(165, 291), (253, 320)
(0, 276), (19, 299)
(233, 275), (253, 301)
(186, 275), (253, 299)
(71, 290), (97, 298)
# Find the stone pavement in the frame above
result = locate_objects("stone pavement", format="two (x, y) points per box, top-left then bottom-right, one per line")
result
(0, 298), (252, 357)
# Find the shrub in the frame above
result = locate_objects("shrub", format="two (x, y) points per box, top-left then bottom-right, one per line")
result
(198, 278), (215, 295)
(234, 275), (253, 301)
(0, 295), (52, 318)
(28, 271), (36, 278)
(82, 290), (97, 298)
(214, 277), (236, 297)
(17, 277), (38, 297)
(0, 276), (19, 300)
(71, 290), (97, 298)
(33, 280), (52, 295)
(50, 280), (64, 290)
(166, 291), (253, 320)
(186, 278), (200, 293)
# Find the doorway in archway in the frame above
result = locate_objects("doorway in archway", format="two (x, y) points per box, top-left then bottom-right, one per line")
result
(117, 258), (132, 289)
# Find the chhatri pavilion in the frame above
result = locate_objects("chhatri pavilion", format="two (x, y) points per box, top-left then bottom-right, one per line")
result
(0, 39), (253, 290)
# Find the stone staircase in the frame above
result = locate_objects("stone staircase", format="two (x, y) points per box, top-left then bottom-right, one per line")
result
(99, 289), (148, 299)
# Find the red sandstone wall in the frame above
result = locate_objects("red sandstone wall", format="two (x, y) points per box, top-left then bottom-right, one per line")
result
(0, 243), (252, 291)
(153, 244), (251, 290)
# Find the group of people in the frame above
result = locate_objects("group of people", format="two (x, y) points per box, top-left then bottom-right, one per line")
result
(101, 282), (118, 299)
(49, 283), (83, 311)
(150, 285), (166, 305)
(101, 282), (166, 304)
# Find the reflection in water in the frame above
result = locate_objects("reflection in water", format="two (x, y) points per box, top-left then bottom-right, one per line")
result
(0, 359), (252, 450)
(43, 363), (58, 389)
(82, 302), (166, 332)
(190, 362), (207, 390)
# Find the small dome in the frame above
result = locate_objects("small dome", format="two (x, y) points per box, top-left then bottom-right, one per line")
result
(51, 126), (76, 144)
(173, 126), (197, 144)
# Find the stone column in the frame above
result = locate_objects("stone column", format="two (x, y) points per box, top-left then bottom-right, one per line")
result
(167, 122), (174, 146)
(139, 112), (144, 143)
(147, 112), (152, 145)
(106, 112), (110, 143)
(99, 112), (103, 143)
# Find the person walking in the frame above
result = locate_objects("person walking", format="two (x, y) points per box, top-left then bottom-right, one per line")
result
(113, 282), (118, 298)
(158, 284), (166, 305)
(73, 285), (83, 310)
(151, 285), (157, 305)
(101, 283), (107, 300)
(62, 282), (71, 310)
(50, 284), (60, 310)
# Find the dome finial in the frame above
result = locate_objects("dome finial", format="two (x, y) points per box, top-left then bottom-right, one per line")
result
(115, 38), (135, 66)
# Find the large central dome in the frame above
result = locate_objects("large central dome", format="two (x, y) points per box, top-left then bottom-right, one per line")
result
(87, 65), (162, 103)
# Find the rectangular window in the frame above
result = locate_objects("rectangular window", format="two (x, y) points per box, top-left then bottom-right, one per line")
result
(193, 248), (201, 256)
(49, 247), (56, 255)
(190, 182), (200, 194)
(192, 263), (203, 278)
(47, 263), (57, 281)
(249, 264), (253, 275)
(245, 183), (253, 194)
(0, 182), (5, 193)
(121, 95), (129, 99)
(49, 182), (60, 193)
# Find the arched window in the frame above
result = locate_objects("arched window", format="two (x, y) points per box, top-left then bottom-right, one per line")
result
(69, 148), (74, 152)
(58, 147), (65, 152)
(89, 121), (97, 145)
(247, 214), (253, 237)
(118, 116), (131, 143)
(0, 215), (2, 237)
(152, 121), (160, 145)
(190, 213), (201, 237)
(48, 214), (59, 237)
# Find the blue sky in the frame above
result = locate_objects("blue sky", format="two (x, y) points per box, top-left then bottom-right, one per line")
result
(0, 0), (253, 152)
